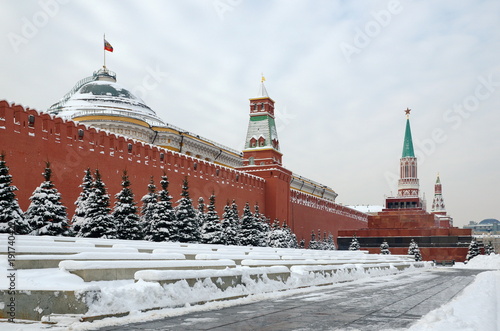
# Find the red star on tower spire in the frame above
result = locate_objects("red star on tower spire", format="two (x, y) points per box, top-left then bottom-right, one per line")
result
(404, 107), (411, 119)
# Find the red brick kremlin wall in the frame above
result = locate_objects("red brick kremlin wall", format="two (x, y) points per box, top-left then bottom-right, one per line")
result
(0, 101), (367, 241)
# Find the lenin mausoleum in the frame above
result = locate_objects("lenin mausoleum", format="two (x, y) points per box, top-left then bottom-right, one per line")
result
(0, 65), (471, 260)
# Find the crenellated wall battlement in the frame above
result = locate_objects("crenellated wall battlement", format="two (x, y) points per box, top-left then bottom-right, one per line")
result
(0, 100), (367, 241)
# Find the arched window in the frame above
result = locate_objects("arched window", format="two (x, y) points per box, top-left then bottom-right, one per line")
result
(250, 137), (257, 148)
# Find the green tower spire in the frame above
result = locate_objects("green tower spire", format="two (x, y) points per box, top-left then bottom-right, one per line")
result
(402, 108), (415, 158)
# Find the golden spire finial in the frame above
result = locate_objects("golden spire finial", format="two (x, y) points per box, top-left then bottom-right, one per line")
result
(261, 73), (266, 83)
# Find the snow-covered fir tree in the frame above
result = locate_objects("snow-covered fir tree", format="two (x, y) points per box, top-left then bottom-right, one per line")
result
(465, 239), (480, 263)
(299, 238), (305, 249)
(268, 219), (288, 248)
(197, 197), (206, 220)
(485, 241), (495, 255)
(254, 203), (270, 247)
(0, 153), (30, 234)
(175, 177), (201, 243)
(113, 170), (142, 240)
(152, 174), (177, 242)
(407, 239), (422, 261)
(77, 169), (116, 238)
(71, 168), (93, 235)
(220, 201), (239, 245)
(200, 193), (224, 244)
(380, 240), (391, 255)
(141, 177), (163, 241)
(324, 232), (336, 250)
(282, 221), (298, 248)
(25, 162), (69, 236)
(308, 230), (320, 250)
(238, 202), (261, 246)
(348, 236), (360, 251)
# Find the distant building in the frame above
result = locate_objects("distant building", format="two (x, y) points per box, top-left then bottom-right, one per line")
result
(464, 219), (500, 235)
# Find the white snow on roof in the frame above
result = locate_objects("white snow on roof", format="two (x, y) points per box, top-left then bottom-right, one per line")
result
(347, 205), (384, 213)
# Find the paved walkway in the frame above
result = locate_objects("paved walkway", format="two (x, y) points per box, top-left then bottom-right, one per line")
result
(97, 268), (485, 331)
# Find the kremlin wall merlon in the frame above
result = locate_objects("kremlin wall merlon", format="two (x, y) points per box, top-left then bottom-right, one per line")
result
(0, 101), (367, 242)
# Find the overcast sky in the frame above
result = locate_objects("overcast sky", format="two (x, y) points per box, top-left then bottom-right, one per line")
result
(1, 0), (499, 227)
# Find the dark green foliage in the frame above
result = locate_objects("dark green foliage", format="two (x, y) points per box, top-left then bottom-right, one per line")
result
(175, 177), (201, 243)
(113, 170), (142, 240)
(407, 239), (422, 261)
(0, 153), (30, 234)
(71, 168), (93, 235)
(238, 202), (261, 246)
(77, 169), (116, 238)
(465, 239), (480, 263)
(348, 235), (360, 251)
(200, 194), (224, 244)
(380, 240), (391, 255)
(25, 162), (69, 236)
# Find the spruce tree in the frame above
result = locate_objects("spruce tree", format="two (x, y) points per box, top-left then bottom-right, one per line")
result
(113, 170), (142, 240)
(407, 239), (422, 261)
(254, 203), (269, 247)
(25, 162), (69, 236)
(308, 230), (319, 250)
(238, 202), (261, 246)
(268, 219), (291, 248)
(348, 236), (360, 251)
(380, 240), (391, 255)
(485, 241), (495, 255)
(200, 193), (224, 244)
(220, 201), (239, 245)
(465, 239), (480, 263)
(141, 177), (162, 241)
(145, 175), (177, 242)
(71, 168), (93, 235)
(0, 153), (30, 234)
(282, 221), (298, 248)
(157, 174), (177, 241)
(77, 169), (116, 238)
(175, 177), (201, 243)
(325, 232), (336, 250)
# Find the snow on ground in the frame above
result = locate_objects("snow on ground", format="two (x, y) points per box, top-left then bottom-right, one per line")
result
(409, 270), (500, 331)
(456, 253), (500, 269)
(1, 235), (499, 331)
(408, 254), (500, 331)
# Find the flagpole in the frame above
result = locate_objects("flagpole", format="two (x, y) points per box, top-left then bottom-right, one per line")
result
(103, 33), (106, 69)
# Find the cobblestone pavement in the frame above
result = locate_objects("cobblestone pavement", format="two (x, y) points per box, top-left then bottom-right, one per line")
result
(97, 268), (485, 331)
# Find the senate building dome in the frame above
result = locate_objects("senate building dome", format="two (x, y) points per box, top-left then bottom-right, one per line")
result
(47, 66), (243, 168)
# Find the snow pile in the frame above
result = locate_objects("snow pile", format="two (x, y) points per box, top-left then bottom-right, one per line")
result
(460, 254), (500, 269)
(82, 262), (429, 316)
(408, 270), (500, 331)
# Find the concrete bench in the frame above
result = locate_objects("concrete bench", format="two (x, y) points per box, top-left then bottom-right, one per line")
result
(240, 259), (351, 268)
(59, 259), (237, 281)
(196, 253), (281, 265)
(14, 252), (185, 269)
(135, 266), (290, 290)
(0, 246), (139, 255)
(152, 248), (215, 259)
(291, 261), (428, 275)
